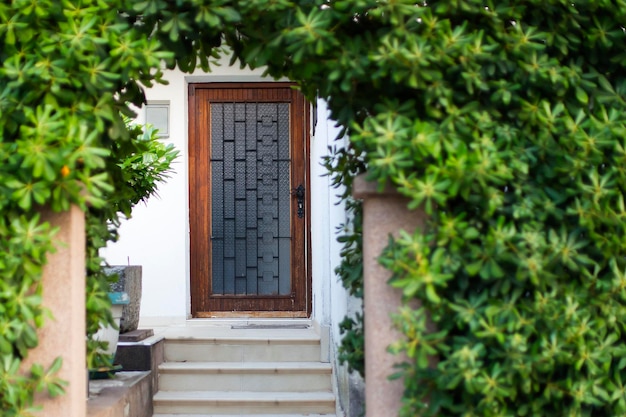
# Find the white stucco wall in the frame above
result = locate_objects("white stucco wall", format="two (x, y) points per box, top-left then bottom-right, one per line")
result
(310, 101), (351, 338)
(102, 67), (190, 323)
(102, 58), (350, 329)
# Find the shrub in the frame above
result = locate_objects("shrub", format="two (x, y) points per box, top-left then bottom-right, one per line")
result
(0, 1), (173, 412)
(363, 2), (626, 415)
(86, 120), (178, 370)
(218, 0), (626, 414)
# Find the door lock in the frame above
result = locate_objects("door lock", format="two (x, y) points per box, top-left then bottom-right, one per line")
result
(292, 184), (305, 218)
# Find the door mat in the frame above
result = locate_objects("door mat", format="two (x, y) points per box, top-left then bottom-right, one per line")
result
(231, 324), (310, 330)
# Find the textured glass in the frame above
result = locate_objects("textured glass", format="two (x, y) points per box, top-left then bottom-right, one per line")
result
(261, 153), (272, 167)
(211, 104), (223, 159)
(247, 229), (257, 267)
(224, 142), (234, 179)
(263, 259), (278, 277)
(257, 216), (278, 238)
(262, 270), (273, 282)
(278, 104), (290, 160)
(246, 152), (256, 190)
(235, 161), (246, 199)
(258, 278), (278, 295)
(235, 239), (246, 277)
(235, 277), (247, 295)
(211, 240), (224, 294)
(264, 199), (278, 218)
(235, 122), (246, 157)
(224, 259), (235, 294)
(278, 161), (290, 236)
(261, 192), (273, 208)
(262, 231), (273, 244)
(224, 219), (235, 258)
(247, 267), (257, 294)
(211, 163), (224, 237)
(258, 233), (278, 255)
(223, 104), (234, 141)
(235, 103), (246, 122)
(246, 190), (257, 229)
(275, 105), (291, 294)
(258, 104), (277, 143)
(262, 212), (273, 226)
(279, 238), (291, 295)
(211, 101), (292, 297)
(246, 104), (257, 151)
(224, 181), (234, 219)
(258, 103), (277, 122)
(235, 200), (246, 238)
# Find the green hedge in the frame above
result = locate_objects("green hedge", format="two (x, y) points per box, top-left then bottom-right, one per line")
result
(220, 0), (626, 414)
(0, 1), (174, 413)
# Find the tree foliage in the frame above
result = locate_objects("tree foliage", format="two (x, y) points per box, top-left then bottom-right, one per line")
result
(0, 1), (175, 413)
(254, 0), (626, 415)
(85, 120), (178, 371)
(222, 0), (626, 414)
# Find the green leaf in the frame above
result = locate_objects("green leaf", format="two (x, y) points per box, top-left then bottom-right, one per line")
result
(425, 284), (441, 304)
(575, 87), (588, 104)
(466, 260), (483, 276)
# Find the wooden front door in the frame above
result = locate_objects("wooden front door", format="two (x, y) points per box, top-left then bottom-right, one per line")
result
(189, 83), (310, 317)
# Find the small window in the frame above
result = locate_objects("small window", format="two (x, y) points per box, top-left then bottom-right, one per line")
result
(145, 100), (170, 138)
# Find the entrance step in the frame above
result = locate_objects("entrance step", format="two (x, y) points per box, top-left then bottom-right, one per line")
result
(152, 391), (336, 415)
(164, 335), (322, 363)
(159, 361), (332, 392)
(152, 325), (335, 416)
(154, 414), (335, 417)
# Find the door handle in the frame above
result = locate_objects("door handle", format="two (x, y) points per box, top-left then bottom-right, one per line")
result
(292, 184), (305, 218)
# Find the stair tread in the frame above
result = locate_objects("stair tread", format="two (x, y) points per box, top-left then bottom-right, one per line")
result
(155, 326), (336, 415)
(154, 390), (335, 402)
(162, 327), (320, 342)
(165, 337), (320, 344)
(153, 414), (335, 417)
(160, 361), (331, 372)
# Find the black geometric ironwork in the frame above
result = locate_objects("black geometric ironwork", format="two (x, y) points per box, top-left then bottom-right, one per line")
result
(211, 102), (292, 296)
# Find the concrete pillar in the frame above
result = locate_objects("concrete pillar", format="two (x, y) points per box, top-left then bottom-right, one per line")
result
(21, 205), (86, 416)
(353, 175), (426, 417)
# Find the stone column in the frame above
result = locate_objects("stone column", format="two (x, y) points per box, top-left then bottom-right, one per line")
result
(353, 175), (426, 417)
(21, 205), (86, 416)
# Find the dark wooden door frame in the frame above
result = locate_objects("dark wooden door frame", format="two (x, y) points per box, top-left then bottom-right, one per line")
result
(188, 82), (311, 318)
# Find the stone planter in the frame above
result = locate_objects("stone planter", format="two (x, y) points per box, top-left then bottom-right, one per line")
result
(104, 266), (142, 333)
(94, 292), (130, 356)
